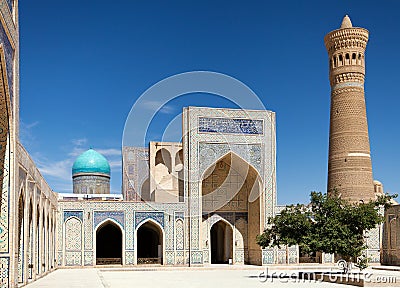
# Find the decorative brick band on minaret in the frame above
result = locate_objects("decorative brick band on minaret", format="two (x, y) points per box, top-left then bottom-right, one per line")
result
(324, 15), (375, 202)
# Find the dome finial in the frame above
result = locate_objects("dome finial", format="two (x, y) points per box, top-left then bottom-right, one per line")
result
(340, 15), (353, 29)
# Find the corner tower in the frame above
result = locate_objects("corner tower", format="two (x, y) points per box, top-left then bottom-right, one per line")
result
(324, 15), (375, 202)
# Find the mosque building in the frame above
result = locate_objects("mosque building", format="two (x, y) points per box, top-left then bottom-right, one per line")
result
(0, 1), (397, 287)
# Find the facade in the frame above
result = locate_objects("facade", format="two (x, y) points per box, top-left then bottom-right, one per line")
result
(325, 15), (375, 203)
(58, 107), (279, 267)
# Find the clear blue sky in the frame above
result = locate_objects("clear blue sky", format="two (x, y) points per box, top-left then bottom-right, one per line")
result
(19, 0), (400, 204)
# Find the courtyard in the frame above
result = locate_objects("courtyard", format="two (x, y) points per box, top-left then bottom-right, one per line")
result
(25, 266), (400, 288)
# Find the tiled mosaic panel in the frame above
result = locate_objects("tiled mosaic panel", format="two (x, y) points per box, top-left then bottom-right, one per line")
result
(262, 248), (274, 264)
(17, 222), (24, 283)
(65, 217), (82, 251)
(175, 251), (184, 265)
(288, 246), (297, 264)
(277, 249), (286, 264)
(65, 251), (82, 266)
(165, 216), (174, 250)
(125, 210), (134, 249)
(366, 226), (380, 249)
(198, 117), (263, 135)
(28, 225), (33, 279)
(64, 211), (83, 222)
(57, 252), (63, 266)
(94, 211), (125, 228)
(235, 249), (244, 264)
(190, 251), (203, 264)
(73, 175), (109, 194)
(175, 219), (184, 250)
(135, 212), (164, 228)
(84, 208), (92, 250)
(166, 251), (174, 265)
(125, 251), (134, 265)
(84, 251), (93, 266)
(0, 137), (9, 253)
(0, 256), (9, 288)
(175, 212), (184, 221)
(203, 249), (209, 263)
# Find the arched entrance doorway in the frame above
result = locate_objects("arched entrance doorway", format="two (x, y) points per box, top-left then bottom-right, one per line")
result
(202, 152), (262, 265)
(211, 220), (233, 264)
(137, 221), (163, 264)
(96, 221), (122, 265)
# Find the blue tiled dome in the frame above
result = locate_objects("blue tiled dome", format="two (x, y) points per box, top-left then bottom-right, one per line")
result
(72, 149), (110, 175)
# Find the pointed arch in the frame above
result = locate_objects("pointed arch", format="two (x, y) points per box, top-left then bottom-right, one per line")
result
(201, 151), (263, 265)
(135, 219), (164, 265)
(95, 219), (124, 265)
(201, 151), (260, 181)
(17, 188), (25, 283)
(210, 220), (233, 264)
(201, 151), (262, 213)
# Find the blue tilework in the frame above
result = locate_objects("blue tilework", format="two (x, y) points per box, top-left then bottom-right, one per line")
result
(198, 117), (263, 135)
(93, 211), (125, 228)
(64, 211), (83, 222)
(135, 212), (164, 228)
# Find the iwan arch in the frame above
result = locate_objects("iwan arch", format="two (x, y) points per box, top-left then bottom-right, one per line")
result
(0, 1), (393, 287)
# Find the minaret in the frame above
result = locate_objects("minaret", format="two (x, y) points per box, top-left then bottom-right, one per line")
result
(324, 15), (375, 202)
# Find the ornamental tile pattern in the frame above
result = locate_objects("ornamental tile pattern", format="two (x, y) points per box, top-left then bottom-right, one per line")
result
(0, 256), (9, 288)
(135, 212), (164, 228)
(0, 138), (9, 253)
(165, 251), (174, 265)
(262, 248), (274, 264)
(63, 211), (83, 222)
(93, 211), (125, 229)
(175, 251), (184, 265)
(65, 217), (82, 251)
(198, 117), (263, 135)
(84, 251), (93, 266)
(175, 219), (184, 250)
(125, 251), (134, 265)
(125, 210), (134, 249)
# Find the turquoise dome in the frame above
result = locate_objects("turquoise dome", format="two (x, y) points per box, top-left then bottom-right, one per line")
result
(72, 149), (111, 175)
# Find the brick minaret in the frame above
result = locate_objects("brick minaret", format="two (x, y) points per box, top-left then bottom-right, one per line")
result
(324, 15), (375, 202)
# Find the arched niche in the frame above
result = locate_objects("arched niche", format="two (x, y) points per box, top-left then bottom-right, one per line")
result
(136, 220), (164, 264)
(95, 220), (123, 265)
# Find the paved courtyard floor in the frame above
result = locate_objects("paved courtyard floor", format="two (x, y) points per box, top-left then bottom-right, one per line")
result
(25, 266), (400, 288)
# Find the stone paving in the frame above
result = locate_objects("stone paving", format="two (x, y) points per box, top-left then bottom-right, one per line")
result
(25, 266), (400, 288)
